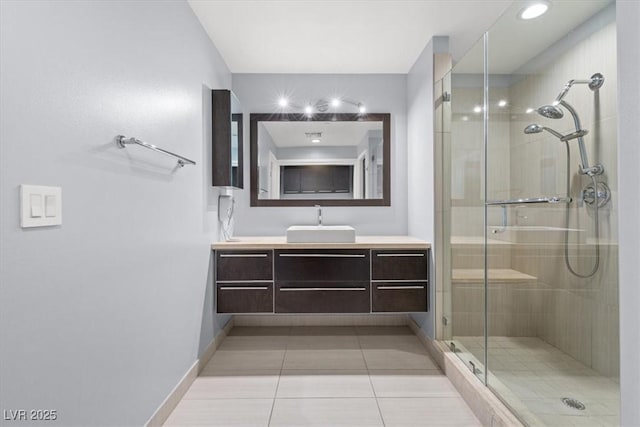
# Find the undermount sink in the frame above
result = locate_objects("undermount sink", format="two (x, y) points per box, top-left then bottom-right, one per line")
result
(286, 225), (356, 243)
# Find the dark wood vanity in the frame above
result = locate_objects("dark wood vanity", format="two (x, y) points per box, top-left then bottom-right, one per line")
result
(212, 237), (430, 314)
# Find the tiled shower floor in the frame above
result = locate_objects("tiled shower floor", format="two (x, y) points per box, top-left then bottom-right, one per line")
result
(455, 336), (620, 427)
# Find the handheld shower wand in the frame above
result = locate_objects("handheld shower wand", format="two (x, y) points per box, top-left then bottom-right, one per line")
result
(523, 123), (587, 141)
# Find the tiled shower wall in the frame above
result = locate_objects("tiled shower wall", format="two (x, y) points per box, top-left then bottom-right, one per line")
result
(507, 20), (619, 379)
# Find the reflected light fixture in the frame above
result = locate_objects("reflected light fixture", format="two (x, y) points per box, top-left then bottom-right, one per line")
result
(311, 139), (321, 144)
(518, 1), (550, 20)
(461, 116), (469, 122)
(304, 105), (313, 115)
(526, 107), (535, 114)
(358, 104), (366, 114)
(331, 98), (341, 107)
(278, 97), (288, 107)
(498, 99), (508, 107)
(473, 105), (482, 114)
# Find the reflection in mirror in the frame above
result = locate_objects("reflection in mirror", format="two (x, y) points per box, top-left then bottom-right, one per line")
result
(230, 92), (243, 188)
(250, 114), (390, 207)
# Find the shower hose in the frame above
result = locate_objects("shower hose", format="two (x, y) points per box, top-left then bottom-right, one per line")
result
(562, 141), (600, 278)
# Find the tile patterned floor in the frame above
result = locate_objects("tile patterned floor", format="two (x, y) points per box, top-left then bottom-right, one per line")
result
(165, 326), (481, 426)
(455, 336), (620, 427)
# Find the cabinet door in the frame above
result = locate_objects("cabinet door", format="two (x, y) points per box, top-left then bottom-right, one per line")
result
(372, 282), (427, 312)
(275, 282), (370, 313)
(216, 250), (273, 281)
(333, 166), (351, 193)
(217, 283), (273, 313)
(282, 167), (301, 194)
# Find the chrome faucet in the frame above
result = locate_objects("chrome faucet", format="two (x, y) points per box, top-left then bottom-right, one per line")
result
(315, 205), (322, 226)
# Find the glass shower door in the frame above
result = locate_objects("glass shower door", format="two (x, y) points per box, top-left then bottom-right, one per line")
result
(484, 2), (620, 425)
(442, 36), (487, 381)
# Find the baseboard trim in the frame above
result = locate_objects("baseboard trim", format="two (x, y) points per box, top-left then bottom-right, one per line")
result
(407, 317), (523, 427)
(145, 318), (235, 427)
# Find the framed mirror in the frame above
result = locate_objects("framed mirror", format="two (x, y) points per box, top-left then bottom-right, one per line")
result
(250, 113), (390, 207)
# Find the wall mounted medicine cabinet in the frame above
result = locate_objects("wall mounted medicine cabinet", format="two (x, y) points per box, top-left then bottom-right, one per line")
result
(212, 89), (243, 188)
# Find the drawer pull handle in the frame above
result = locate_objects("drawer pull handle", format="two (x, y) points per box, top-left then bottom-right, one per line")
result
(377, 285), (425, 290)
(220, 254), (268, 258)
(220, 286), (269, 290)
(372, 279), (428, 283)
(376, 253), (425, 257)
(217, 280), (273, 284)
(279, 254), (365, 258)
(280, 287), (366, 292)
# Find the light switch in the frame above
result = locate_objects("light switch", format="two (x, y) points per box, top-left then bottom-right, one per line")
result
(30, 194), (43, 218)
(45, 195), (56, 217)
(20, 185), (62, 228)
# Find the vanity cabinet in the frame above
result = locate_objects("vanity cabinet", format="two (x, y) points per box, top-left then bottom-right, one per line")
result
(371, 250), (428, 312)
(215, 250), (273, 313)
(212, 240), (430, 314)
(274, 249), (370, 313)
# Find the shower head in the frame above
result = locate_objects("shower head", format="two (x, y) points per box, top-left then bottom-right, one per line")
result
(553, 73), (604, 105)
(524, 123), (544, 134)
(524, 123), (564, 139)
(537, 105), (564, 119)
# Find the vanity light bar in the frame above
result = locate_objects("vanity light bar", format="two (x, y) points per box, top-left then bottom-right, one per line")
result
(276, 97), (366, 115)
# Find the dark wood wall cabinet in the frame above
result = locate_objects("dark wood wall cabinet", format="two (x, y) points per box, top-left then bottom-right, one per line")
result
(214, 247), (429, 314)
(212, 89), (243, 188)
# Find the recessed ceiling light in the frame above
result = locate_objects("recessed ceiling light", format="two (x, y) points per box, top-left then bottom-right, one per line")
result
(304, 105), (313, 115)
(473, 105), (482, 114)
(311, 139), (321, 143)
(331, 98), (341, 107)
(278, 97), (288, 107)
(518, 1), (549, 20)
(358, 104), (366, 114)
(498, 99), (508, 107)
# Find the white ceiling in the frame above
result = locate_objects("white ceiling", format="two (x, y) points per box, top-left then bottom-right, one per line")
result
(454, 0), (612, 74)
(262, 121), (381, 148)
(188, 0), (512, 73)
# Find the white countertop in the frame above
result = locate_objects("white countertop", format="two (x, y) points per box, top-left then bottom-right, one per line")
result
(211, 235), (431, 250)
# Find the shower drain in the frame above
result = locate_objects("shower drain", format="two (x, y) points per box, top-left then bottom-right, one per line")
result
(561, 397), (586, 411)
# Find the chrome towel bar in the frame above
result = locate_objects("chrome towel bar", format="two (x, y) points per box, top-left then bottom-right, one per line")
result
(116, 135), (196, 167)
(486, 196), (571, 206)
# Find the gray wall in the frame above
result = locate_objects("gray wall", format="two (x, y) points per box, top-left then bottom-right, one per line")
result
(0, 1), (231, 425)
(232, 74), (408, 234)
(617, 1), (640, 425)
(406, 37), (449, 339)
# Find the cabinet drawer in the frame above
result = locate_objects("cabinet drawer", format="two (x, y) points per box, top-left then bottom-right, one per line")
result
(275, 250), (369, 282)
(372, 282), (427, 312)
(372, 250), (428, 280)
(216, 282), (273, 313)
(275, 281), (370, 313)
(216, 250), (273, 281)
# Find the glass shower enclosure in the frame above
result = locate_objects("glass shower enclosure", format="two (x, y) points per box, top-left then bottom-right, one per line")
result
(439, 1), (620, 425)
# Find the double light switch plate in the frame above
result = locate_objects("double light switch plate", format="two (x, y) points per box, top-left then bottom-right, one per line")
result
(20, 184), (62, 228)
